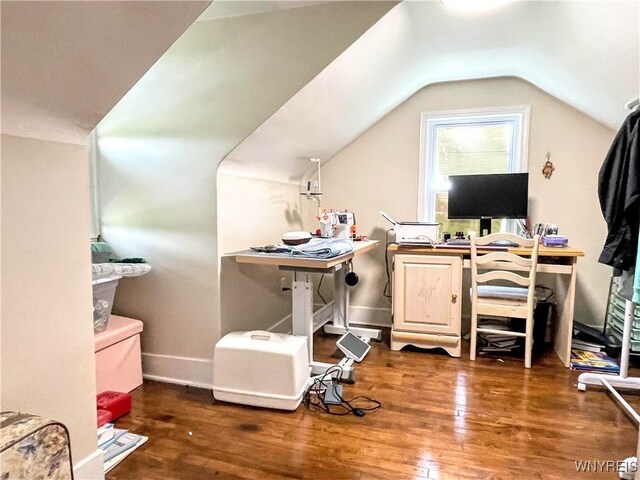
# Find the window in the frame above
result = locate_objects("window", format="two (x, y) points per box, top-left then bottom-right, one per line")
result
(418, 106), (529, 235)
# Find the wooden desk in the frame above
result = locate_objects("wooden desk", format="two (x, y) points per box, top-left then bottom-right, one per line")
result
(389, 244), (584, 367)
(232, 240), (380, 381)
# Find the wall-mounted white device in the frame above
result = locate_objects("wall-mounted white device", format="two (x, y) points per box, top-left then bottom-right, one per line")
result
(379, 211), (439, 245)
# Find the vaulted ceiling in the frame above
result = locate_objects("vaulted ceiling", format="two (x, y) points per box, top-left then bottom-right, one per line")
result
(1, 1), (211, 144)
(6, 0), (636, 175)
(95, 1), (396, 165)
(219, 1), (640, 183)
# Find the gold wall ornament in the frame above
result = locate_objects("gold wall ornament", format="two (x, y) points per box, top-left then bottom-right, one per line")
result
(542, 152), (554, 179)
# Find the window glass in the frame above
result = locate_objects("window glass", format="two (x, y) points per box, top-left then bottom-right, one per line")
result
(434, 192), (501, 236)
(420, 108), (528, 237)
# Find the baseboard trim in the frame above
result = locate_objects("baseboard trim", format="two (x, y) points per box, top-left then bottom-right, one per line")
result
(267, 303), (392, 333)
(73, 448), (104, 480)
(142, 353), (213, 390)
(347, 306), (392, 328)
(143, 305), (391, 389)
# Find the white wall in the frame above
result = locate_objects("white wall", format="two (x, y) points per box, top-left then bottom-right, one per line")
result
(1, 135), (98, 466)
(1, 0), (209, 145)
(218, 1), (639, 185)
(218, 173), (316, 336)
(321, 77), (616, 328)
(97, 3), (393, 387)
(98, 139), (220, 388)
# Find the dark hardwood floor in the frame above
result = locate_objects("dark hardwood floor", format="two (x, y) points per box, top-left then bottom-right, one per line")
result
(108, 330), (639, 479)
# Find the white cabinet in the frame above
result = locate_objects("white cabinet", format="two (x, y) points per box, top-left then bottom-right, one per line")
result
(391, 254), (462, 357)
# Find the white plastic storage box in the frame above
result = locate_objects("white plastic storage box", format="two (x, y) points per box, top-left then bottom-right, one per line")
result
(92, 275), (121, 332)
(213, 331), (309, 411)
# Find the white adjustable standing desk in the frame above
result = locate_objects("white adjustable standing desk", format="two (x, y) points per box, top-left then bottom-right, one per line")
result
(232, 240), (380, 382)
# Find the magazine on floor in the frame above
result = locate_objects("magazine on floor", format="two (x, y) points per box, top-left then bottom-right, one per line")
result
(570, 349), (619, 373)
(98, 427), (148, 473)
(103, 433), (148, 473)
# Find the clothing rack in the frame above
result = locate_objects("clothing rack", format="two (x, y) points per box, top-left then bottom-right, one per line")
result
(577, 298), (640, 422)
(577, 100), (640, 477)
(625, 97), (640, 110)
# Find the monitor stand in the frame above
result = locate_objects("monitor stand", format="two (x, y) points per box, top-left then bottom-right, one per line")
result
(479, 217), (492, 236)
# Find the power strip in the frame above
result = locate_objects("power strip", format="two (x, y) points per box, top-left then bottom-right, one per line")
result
(324, 383), (343, 405)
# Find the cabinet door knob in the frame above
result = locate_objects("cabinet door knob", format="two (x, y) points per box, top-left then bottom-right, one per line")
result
(451, 293), (458, 302)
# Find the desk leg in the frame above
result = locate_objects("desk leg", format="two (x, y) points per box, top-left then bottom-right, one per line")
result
(335, 264), (349, 329)
(553, 257), (577, 367)
(291, 272), (358, 383)
(323, 264), (382, 341)
(292, 272), (314, 363)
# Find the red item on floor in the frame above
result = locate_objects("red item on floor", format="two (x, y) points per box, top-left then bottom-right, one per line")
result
(97, 409), (112, 427)
(97, 391), (132, 420)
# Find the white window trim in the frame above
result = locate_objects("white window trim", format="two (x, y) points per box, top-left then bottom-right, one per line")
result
(88, 129), (100, 241)
(417, 105), (530, 223)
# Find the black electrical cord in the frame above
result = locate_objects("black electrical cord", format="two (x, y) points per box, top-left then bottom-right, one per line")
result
(317, 274), (328, 305)
(383, 228), (397, 299)
(303, 366), (382, 416)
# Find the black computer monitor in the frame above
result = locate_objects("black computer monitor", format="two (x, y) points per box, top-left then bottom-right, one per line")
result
(448, 173), (528, 236)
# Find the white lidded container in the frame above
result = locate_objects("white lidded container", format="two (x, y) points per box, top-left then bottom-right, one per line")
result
(213, 331), (309, 410)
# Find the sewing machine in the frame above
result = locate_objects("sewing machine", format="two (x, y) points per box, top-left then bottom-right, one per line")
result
(319, 210), (356, 239)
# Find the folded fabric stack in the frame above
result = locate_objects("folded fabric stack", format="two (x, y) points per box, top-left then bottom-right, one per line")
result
(289, 238), (353, 258)
(91, 242), (114, 263)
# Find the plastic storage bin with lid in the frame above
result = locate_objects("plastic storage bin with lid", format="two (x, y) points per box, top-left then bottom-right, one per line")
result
(92, 275), (121, 332)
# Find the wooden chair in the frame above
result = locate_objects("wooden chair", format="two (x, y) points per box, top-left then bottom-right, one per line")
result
(469, 232), (540, 368)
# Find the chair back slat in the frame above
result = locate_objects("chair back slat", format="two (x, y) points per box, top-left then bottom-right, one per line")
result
(475, 251), (532, 268)
(476, 270), (531, 287)
(470, 233), (540, 295)
(471, 232), (536, 248)
(469, 232), (541, 368)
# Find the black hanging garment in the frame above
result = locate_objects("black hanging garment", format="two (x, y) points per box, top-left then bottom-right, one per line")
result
(598, 107), (640, 271)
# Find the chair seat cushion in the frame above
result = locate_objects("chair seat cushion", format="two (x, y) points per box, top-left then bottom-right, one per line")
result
(477, 285), (529, 301)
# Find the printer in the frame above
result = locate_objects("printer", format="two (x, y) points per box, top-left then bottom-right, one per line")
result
(379, 211), (439, 245)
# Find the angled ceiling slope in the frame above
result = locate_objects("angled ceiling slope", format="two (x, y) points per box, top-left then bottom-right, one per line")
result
(1, 1), (211, 145)
(198, 1), (325, 21)
(96, 1), (397, 164)
(220, 1), (640, 184)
